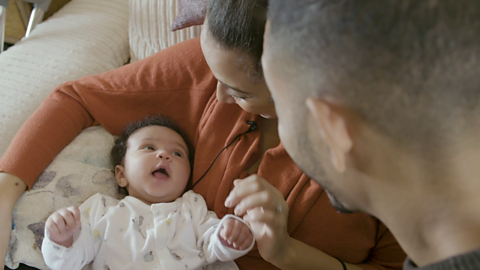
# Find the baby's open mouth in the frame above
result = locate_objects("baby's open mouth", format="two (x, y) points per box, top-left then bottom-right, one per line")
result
(152, 168), (169, 177)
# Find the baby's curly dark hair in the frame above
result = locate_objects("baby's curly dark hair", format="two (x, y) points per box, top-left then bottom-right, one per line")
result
(110, 115), (195, 194)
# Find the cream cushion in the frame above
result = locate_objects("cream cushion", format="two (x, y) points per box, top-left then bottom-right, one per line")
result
(0, 0), (129, 157)
(128, 0), (202, 62)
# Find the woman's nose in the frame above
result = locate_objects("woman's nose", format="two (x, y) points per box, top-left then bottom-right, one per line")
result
(216, 82), (235, 104)
(156, 151), (171, 161)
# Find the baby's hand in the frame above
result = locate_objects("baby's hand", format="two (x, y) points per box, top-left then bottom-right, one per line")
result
(45, 206), (81, 248)
(219, 218), (253, 250)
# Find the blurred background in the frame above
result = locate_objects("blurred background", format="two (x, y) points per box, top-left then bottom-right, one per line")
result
(3, 0), (71, 50)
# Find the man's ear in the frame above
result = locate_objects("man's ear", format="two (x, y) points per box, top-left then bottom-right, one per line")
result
(115, 165), (128, 187)
(306, 97), (353, 172)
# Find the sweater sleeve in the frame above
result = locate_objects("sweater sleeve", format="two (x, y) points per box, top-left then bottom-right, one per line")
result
(0, 38), (217, 189)
(41, 194), (105, 270)
(358, 222), (406, 270)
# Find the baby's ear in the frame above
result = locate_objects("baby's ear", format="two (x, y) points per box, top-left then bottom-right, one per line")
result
(115, 165), (128, 187)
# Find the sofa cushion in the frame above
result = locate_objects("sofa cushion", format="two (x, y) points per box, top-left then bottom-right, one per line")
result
(0, 0), (129, 158)
(128, 0), (202, 62)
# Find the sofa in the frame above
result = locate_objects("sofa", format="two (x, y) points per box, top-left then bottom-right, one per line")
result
(0, 0), (202, 268)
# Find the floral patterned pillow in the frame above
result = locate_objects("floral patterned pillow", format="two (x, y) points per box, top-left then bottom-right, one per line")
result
(6, 127), (124, 270)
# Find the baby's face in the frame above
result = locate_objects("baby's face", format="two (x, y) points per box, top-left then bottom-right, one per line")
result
(119, 126), (191, 204)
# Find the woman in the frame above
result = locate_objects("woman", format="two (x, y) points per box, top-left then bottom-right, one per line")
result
(0, 0), (405, 269)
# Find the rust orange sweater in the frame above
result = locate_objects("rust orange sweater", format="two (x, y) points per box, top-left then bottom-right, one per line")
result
(0, 38), (405, 269)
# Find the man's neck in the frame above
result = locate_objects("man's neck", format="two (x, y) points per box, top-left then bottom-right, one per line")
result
(371, 146), (480, 267)
(385, 199), (480, 267)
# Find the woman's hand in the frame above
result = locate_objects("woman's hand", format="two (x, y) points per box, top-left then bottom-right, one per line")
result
(224, 174), (291, 264)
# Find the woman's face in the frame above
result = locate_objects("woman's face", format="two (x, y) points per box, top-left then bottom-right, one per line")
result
(201, 28), (277, 119)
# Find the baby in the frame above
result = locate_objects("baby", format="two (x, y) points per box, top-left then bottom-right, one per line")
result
(41, 115), (254, 270)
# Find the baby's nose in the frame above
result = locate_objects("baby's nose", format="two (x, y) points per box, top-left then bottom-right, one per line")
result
(156, 151), (171, 160)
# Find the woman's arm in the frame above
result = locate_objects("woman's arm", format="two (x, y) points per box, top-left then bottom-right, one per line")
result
(0, 173), (27, 266)
(272, 237), (363, 270)
(0, 37), (215, 189)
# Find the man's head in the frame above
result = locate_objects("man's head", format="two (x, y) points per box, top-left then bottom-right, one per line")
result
(111, 115), (195, 204)
(263, 0), (480, 213)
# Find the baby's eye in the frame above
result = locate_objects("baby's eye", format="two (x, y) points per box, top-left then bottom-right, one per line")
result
(144, 146), (155, 151)
(173, 151), (183, 157)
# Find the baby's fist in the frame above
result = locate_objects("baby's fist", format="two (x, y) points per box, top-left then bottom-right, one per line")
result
(45, 206), (81, 248)
(219, 218), (253, 250)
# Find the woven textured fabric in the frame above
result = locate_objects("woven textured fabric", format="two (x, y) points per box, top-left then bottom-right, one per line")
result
(0, 0), (129, 158)
(128, 0), (202, 62)
(170, 0), (206, 31)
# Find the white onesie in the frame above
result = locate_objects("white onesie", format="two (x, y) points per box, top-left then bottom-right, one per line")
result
(42, 190), (254, 270)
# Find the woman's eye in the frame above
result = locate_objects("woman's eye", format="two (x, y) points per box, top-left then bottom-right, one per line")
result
(230, 94), (246, 101)
(173, 151), (183, 157)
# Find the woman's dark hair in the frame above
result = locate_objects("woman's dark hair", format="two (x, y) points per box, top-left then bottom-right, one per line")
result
(206, 0), (268, 80)
(110, 115), (195, 194)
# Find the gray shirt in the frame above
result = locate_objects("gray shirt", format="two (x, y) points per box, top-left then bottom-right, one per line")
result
(404, 249), (480, 270)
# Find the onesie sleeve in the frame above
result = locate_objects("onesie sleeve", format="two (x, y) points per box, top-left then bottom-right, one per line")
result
(42, 194), (107, 270)
(0, 38), (216, 188)
(185, 191), (254, 263)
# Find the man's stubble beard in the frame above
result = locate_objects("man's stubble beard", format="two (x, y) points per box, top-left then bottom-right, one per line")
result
(294, 128), (355, 214)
